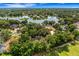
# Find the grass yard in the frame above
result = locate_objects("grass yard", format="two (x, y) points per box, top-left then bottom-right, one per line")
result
(58, 41), (79, 56)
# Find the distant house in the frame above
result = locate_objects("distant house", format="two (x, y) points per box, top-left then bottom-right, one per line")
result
(10, 24), (19, 29)
(74, 22), (79, 31)
(45, 25), (55, 35)
(45, 26), (55, 31)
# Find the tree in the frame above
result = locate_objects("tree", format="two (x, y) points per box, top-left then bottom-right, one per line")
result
(10, 39), (47, 56)
(67, 24), (76, 32)
(20, 18), (28, 25)
(32, 40), (47, 53)
(73, 30), (79, 40)
(20, 32), (29, 43)
(47, 35), (57, 48)
(0, 29), (12, 42)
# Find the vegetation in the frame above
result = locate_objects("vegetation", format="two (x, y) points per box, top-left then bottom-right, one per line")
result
(0, 8), (79, 56)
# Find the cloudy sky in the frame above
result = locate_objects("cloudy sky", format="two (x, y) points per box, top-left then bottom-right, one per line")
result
(0, 3), (79, 8)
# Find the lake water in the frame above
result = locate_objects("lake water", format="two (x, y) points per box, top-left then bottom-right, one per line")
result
(0, 16), (59, 24)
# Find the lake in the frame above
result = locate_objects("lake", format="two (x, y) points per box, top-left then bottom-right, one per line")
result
(0, 16), (59, 24)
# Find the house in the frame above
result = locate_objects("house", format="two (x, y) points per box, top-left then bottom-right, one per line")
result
(74, 22), (79, 31)
(45, 25), (55, 35)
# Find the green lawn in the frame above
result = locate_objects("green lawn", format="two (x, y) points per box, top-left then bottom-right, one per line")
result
(59, 41), (79, 56)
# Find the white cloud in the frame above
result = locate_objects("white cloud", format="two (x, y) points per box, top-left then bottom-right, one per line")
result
(0, 0), (63, 3)
(5, 4), (36, 8)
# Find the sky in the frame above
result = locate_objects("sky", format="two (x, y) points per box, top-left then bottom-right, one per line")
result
(0, 3), (79, 8)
